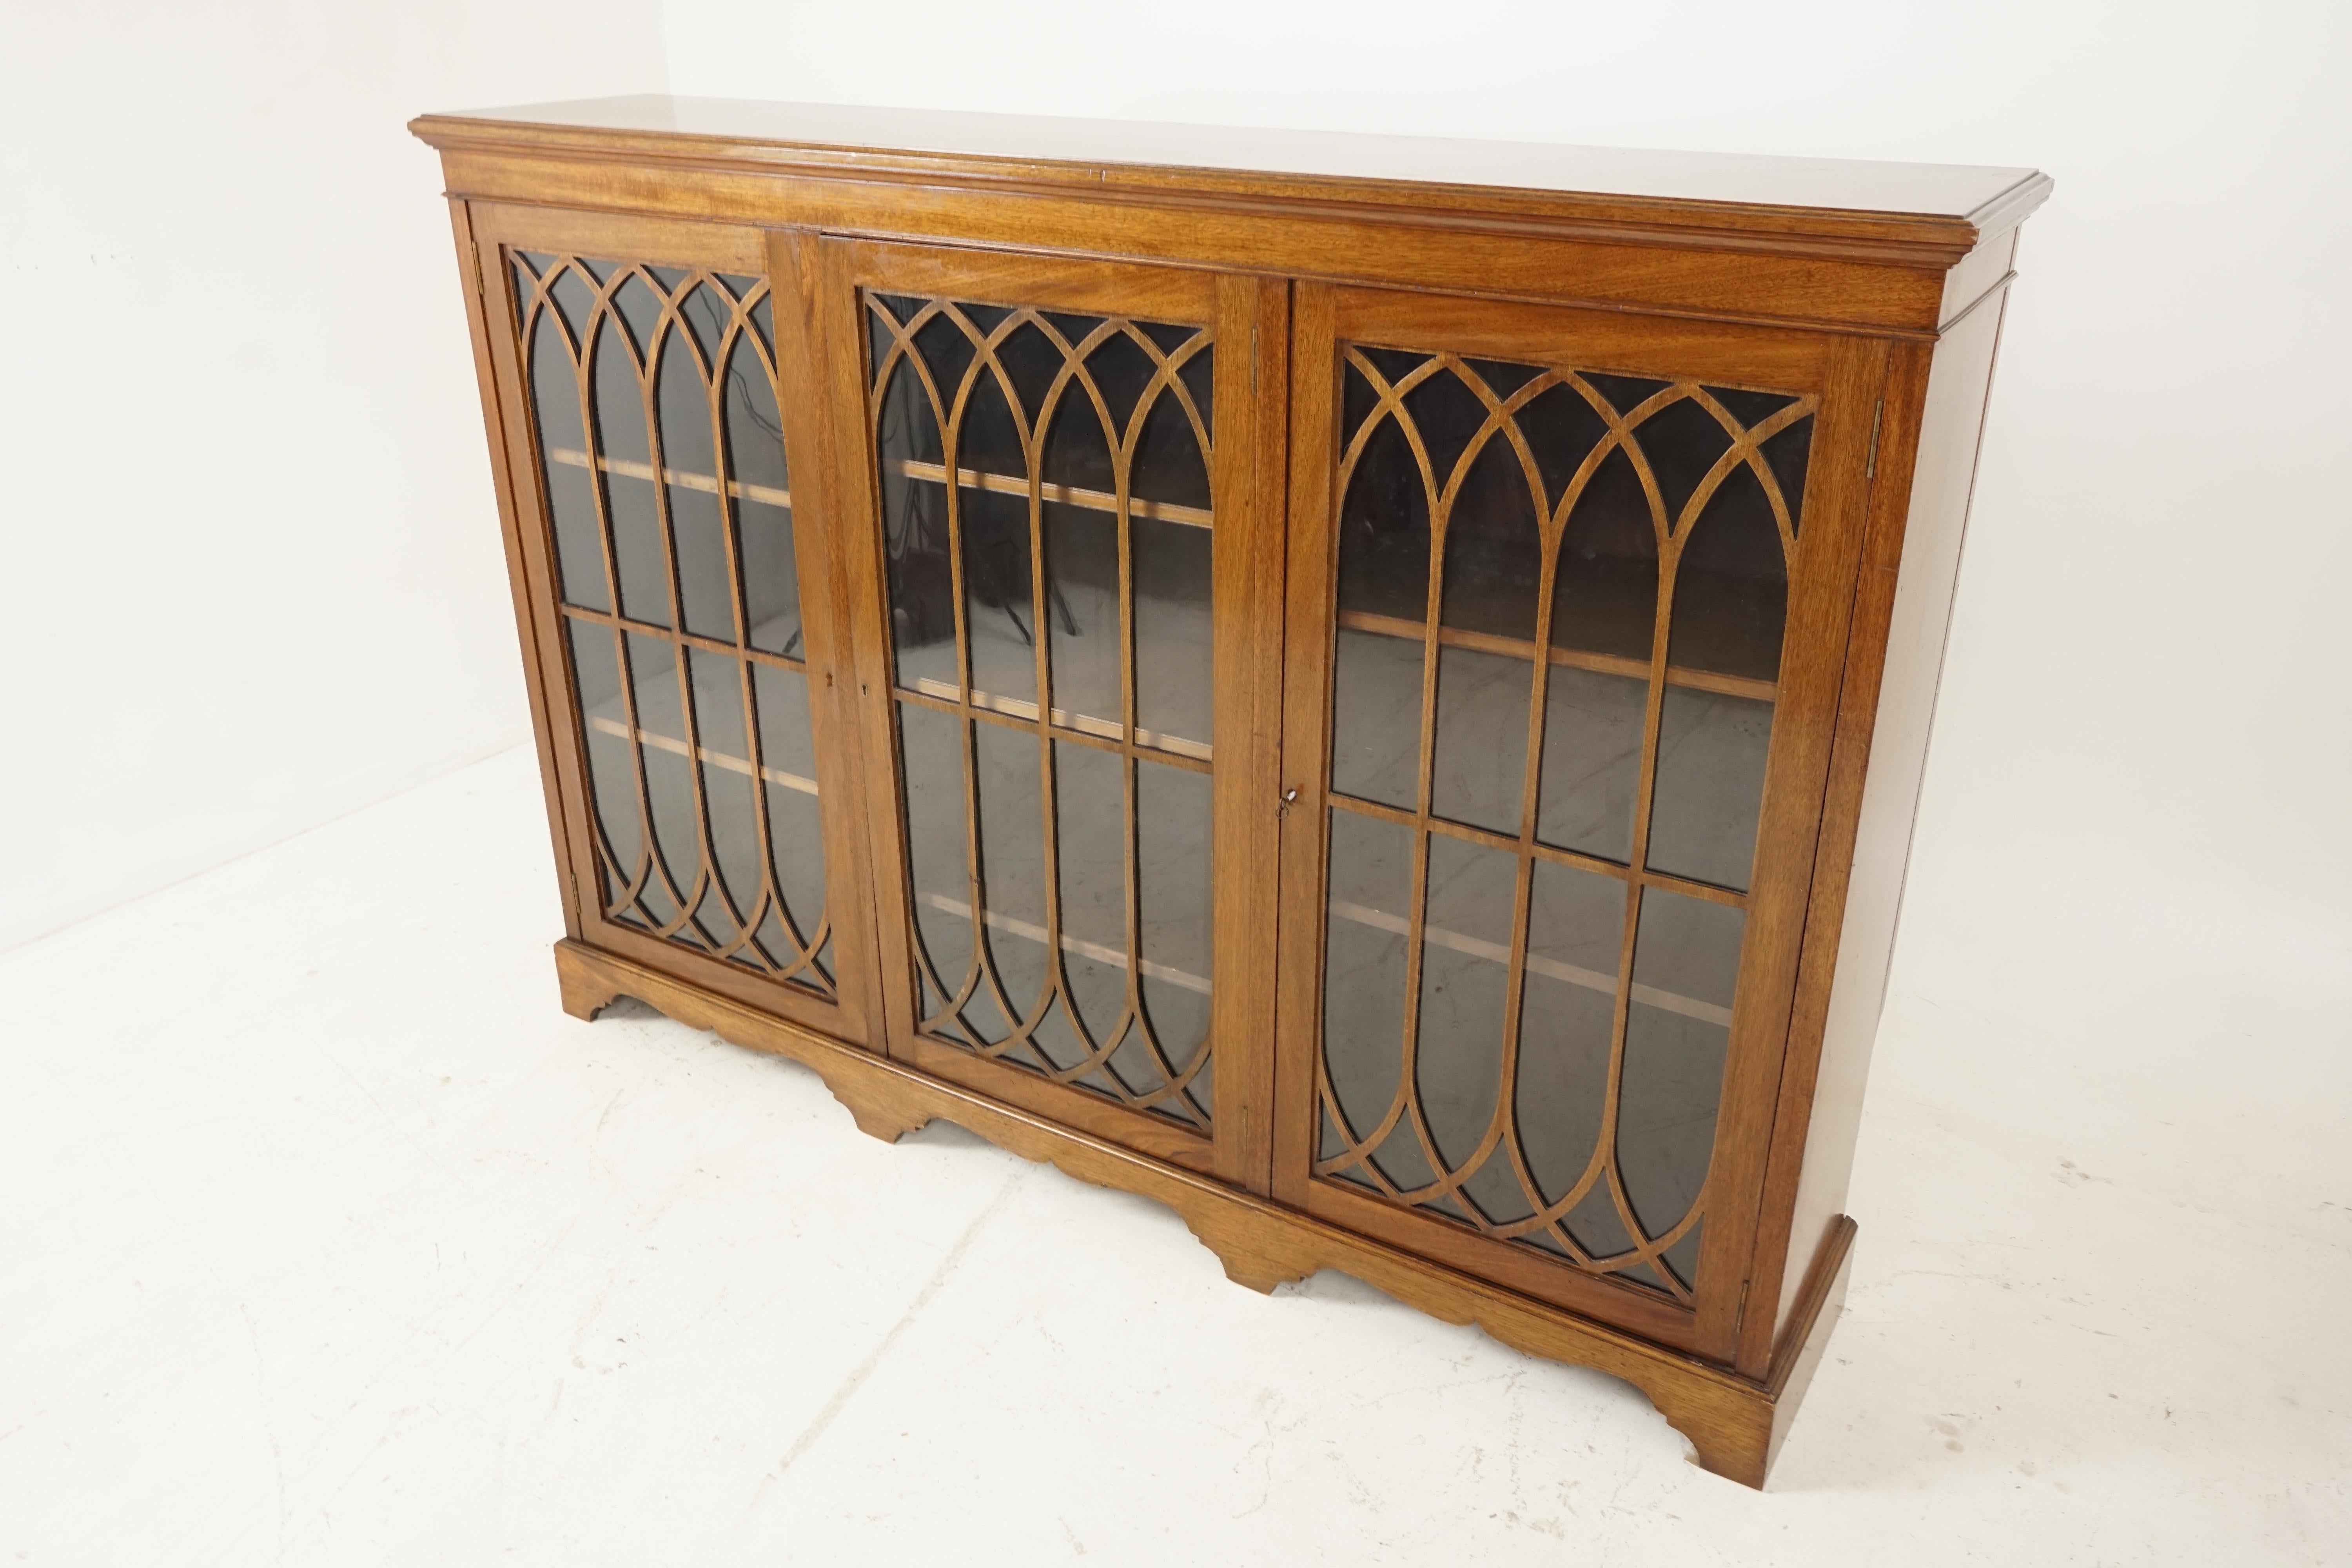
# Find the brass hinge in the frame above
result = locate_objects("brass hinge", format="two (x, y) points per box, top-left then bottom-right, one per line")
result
(1864, 399), (1884, 479)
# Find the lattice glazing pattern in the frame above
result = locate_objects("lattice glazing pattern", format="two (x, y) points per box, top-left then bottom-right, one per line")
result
(1318, 345), (1816, 1298)
(869, 292), (1217, 1131)
(513, 252), (833, 996)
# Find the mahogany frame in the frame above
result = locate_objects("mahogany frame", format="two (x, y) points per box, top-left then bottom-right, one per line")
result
(418, 100), (2045, 1487)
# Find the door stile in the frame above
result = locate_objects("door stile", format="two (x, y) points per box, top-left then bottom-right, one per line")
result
(1272, 280), (1342, 1209)
(812, 235), (932, 1073)
(767, 226), (887, 1046)
(1207, 273), (1290, 1194)
(475, 207), (606, 953)
(453, 196), (584, 942)
(1683, 332), (1890, 1359)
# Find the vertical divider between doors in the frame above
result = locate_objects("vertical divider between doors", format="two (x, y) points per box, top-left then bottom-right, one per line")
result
(768, 227), (889, 1049)
(1210, 274), (1290, 1196)
(1270, 281), (1341, 1210)
(801, 234), (928, 1065)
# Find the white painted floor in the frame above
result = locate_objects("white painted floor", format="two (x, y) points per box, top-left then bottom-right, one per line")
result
(3, 745), (2345, 1564)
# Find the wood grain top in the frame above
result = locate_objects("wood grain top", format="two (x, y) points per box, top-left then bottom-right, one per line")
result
(411, 95), (2050, 259)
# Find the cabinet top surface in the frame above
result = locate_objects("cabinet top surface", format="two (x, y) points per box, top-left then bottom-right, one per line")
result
(414, 94), (2047, 247)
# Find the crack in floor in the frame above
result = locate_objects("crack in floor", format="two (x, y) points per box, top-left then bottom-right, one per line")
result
(769, 1165), (1030, 1484)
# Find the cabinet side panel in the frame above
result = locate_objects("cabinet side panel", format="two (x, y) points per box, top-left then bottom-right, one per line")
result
(1937, 228), (2018, 331)
(1772, 285), (2009, 1338)
(452, 197), (582, 939)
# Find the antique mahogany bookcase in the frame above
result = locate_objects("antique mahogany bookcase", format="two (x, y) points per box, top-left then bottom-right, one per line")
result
(411, 96), (2046, 1487)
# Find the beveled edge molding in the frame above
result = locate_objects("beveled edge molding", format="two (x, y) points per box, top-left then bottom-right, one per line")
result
(409, 113), (2033, 270)
(550, 936), (1853, 1488)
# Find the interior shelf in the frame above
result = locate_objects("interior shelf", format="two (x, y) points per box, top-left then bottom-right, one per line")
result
(1325, 899), (1731, 1027)
(551, 445), (792, 509)
(915, 889), (1213, 995)
(900, 459), (1212, 528)
(902, 677), (1214, 762)
(1336, 608), (1776, 703)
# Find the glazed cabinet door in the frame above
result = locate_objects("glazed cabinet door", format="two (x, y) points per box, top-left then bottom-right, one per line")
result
(471, 205), (882, 1046)
(1274, 283), (1883, 1357)
(811, 238), (1286, 1187)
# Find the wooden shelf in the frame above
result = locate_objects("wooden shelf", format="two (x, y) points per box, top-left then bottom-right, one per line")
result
(916, 890), (1212, 996)
(1336, 609), (1776, 704)
(1328, 899), (1731, 1027)
(586, 713), (818, 796)
(898, 458), (1212, 529)
(551, 445), (791, 509)
(907, 675), (1214, 761)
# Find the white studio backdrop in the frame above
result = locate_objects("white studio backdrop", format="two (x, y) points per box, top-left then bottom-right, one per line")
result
(0, 0), (668, 954)
(5, 3), (2345, 1240)
(654, 0), (2352, 1237)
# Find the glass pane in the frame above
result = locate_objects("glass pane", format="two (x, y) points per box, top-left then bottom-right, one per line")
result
(1131, 362), (1211, 511)
(1515, 379), (1610, 515)
(1535, 666), (1646, 864)
(1329, 628), (1425, 809)
(567, 619), (639, 907)
(958, 374), (1040, 710)
(1321, 807), (1414, 1168)
(1082, 328), (1154, 438)
(900, 701), (976, 1025)
(1134, 512), (1213, 750)
(1762, 418), (1814, 536)
(1401, 363), (1488, 494)
(751, 662), (826, 974)
(1646, 688), (1773, 891)
(592, 314), (669, 627)
(1336, 414), (1432, 623)
(1515, 860), (1622, 1214)
(521, 287), (606, 613)
(1632, 395), (1735, 528)
(875, 355), (955, 693)
(1647, 425), (1786, 893)
(1136, 758), (1213, 1126)
(1042, 390), (1120, 733)
(657, 321), (737, 644)
(1437, 435), (1542, 641)
(622, 630), (698, 935)
(971, 720), (1047, 1047)
(690, 650), (761, 953)
(1619, 889), (1740, 1260)
(1052, 739), (1129, 1058)
(751, 661), (818, 789)
(1666, 465), (1786, 684)
(1551, 445), (1659, 662)
(1429, 646), (1531, 835)
(1410, 834), (1516, 1181)
(721, 326), (801, 659)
